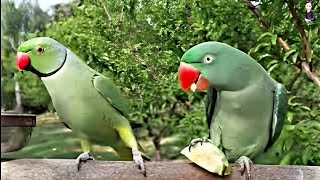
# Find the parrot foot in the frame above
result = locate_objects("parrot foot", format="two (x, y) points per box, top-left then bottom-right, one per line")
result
(132, 148), (146, 177)
(188, 137), (213, 152)
(75, 152), (95, 171)
(235, 156), (253, 180)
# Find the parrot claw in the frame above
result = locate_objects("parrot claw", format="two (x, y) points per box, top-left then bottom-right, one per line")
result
(75, 152), (95, 171)
(236, 156), (253, 180)
(188, 137), (213, 152)
(132, 148), (146, 177)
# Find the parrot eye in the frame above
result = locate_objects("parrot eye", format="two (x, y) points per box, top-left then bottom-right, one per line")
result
(36, 47), (44, 54)
(203, 55), (214, 64)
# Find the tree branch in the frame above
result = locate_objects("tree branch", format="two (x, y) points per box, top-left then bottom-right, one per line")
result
(301, 61), (320, 86)
(242, 0), (270, 28)
(277, 37), (290, 51)
(286, 0), (320, 86)
(286, 0), (312, 62)
(242, 0), (320, 87)
(242, 0), (289, 50)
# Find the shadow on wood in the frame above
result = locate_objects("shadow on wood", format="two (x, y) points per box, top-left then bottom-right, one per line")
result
(1, 159), (320, 180)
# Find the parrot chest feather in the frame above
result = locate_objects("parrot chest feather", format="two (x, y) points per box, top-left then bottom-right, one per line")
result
(210, 83), (274, 161)
(41, 53), (123, 145)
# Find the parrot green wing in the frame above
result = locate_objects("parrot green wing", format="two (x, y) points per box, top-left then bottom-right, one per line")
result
(92, 75), (131, 118)
(265, 83), (288, 150)
(205, 88), (219, 129)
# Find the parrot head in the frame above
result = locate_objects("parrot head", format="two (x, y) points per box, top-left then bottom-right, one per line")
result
(16, 37), (67, 77)
(178, 42), (252, 91)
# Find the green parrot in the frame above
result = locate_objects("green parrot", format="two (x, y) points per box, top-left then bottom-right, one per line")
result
(15, 37), (148, 176)
(177, 42), (288, 179)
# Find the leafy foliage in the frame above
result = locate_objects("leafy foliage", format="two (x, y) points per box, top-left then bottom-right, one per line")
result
(246, 0), (320, 165)
(1, 0), (50, 112)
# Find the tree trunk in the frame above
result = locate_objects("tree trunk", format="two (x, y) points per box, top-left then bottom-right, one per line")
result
(154, 135), (162, 161)
(1, 63), (4, 111)
(14, 81), (23, 113)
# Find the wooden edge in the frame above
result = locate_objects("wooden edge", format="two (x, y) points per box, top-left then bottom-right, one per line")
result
(1, 159), (320, 180)
(1, 113), (36, 127)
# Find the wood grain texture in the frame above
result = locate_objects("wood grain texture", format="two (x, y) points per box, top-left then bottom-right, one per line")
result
(2, 159), (320, 180)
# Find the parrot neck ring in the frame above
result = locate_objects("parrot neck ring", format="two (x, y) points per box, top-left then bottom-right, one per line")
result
(16, 48), (67, 78)
(178, 62), (209, 92)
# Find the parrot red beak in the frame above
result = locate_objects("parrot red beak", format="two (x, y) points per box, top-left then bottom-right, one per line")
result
(178, 62), (208, 91)
(16, 52), (30, 70)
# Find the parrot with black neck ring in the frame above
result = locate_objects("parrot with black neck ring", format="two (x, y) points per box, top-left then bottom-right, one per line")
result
(15, 37), (149, 176)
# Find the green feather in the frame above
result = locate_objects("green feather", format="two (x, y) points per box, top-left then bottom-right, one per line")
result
(181, 41), (288, 164)
(93, 75), (131, 118)
(265, 83), (288, 149)
(17, 37), (142, 160)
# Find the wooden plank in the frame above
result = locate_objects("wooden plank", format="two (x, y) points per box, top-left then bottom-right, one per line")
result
(1, 113), (36, 127)
(1, 159), (320, 180)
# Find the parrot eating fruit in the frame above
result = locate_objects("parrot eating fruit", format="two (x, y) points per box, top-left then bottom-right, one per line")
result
(15, 37), (148, 176)
(178, 42), (288, 179)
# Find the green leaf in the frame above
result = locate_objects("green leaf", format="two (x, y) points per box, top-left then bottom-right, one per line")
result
(279, 152), (294, 165)
(267, 63), (279, 73)
(288, 96), (297, 105)
(258, 54), (272, 61)
(267, 60), (279, 68)
(287, 111), (294, 123)
(312, 39), (319, 48)
(257, 32), (276, 42)
(284, 125), (296, 131)
(248, 43), (270, 55)
(292, 52), (299, 64)
(290, 102), (303, 106)
(284, 138), (294, 151)
(283, 49), (296, 61)
(271, 34), (277, 45)
(302, 150), (309, 164)
(301, 106), (311, 111)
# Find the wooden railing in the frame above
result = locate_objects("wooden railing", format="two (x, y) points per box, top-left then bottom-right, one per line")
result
(1, 113), (319, 180)
(1, 113), (36, 127)
(1, 159), (320, 180)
